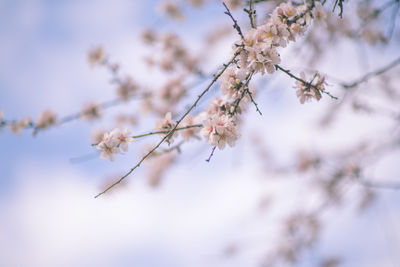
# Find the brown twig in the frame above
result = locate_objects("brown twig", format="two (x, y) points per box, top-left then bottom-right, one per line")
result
(223, 2), (245, 40)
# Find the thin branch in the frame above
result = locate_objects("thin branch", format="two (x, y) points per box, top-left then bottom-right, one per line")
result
(357, 178), (400, 190)
(205, 146), (217, 162)
(355, 0), (399, 35)
(333, 0), (345, 18)
(91, 124), (203, 146)
(231, 71), (255, 115)
(223, 2), (245, 40)
(94, 52), (240, 198)
(387, 0), (400, 41)
(275, 65), (338, 100)
(131, 124), (202, 139)
(2, 71), (214, 134)
(341, 56), (400, 89)
(246, 88), (263, 115)
(244, 0), (257, 29)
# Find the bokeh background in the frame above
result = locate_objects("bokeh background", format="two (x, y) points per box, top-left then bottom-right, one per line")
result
(1, 0), (399, 266)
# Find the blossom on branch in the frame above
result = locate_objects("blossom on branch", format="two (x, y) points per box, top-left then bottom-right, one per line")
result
(96, 128), (134, 161)
(159, 1), (184, 21)
(201, 114), (240, 150)
(156, 112), (177, 144)
(294, 72), (327, 104)
(36, 110), (57, 130)
(81, 102), (102, 121)
(9, 116), (31, 135)
(117, 76), (139, 101)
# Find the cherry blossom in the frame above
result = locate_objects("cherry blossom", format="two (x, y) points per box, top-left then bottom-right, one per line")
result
(88, 45), (106, 67)
(200, 114), (240, 150)
(110, 128), (134, 152)
(36, 110), (57, 130)
(96, 132), (121, 161)
(294, 72), (327, 104)
(81, 102), (102, 121)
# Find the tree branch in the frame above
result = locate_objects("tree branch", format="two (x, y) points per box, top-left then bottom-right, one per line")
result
(341, 56), (400, 89)
(275, 65), (338, 100)
(94, 52), (240, 198)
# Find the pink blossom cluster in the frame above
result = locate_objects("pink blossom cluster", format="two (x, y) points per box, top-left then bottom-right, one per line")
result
(200, 114), (240, 150)
(159, 1), (184, 21)
(199, 2), (327, 150)
(96, 128), (134, 161)
(294, 72), (327, 104)
(35, 109), (57, 130)
(142, 31), (199, 73)
(88, 45), (107, 67)
(117, 76), (139, 102)
(155, 112), (200, 144)
(7, 116), (32, 135)
(81, 102), (102, 121)
(235, 2), (316, 75)
(157, 75), (187, 114)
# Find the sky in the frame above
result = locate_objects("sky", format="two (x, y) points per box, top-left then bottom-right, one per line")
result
(0, 0), (399, 266)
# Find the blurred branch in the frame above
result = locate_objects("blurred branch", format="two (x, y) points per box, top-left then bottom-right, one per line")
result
(341, 56), (400, 89)
(356, 178), (400, 190)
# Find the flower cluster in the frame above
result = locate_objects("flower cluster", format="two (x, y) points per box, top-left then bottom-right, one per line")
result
(155, 112), (177, 144)
(116, 76), (139, 101)
(81, 102), (102, 121)
(220, 66), (247, 99)
(157, 75), (187, 114)
(96, 128), (134, 161)
(142, 32), (198, 73)
(200, 114), (240, 150)
(88, 45), (107, 67)
(293, 72), (327, 104)
(235, 2), (314, 75)
(159, 1), (184, 21)
(186, 0), (207, 8)
(197, 2), (328, 150)
(36, 109), (57, 130)
(9, 116), (32, 135)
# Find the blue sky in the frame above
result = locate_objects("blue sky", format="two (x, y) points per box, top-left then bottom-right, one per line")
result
(0, 1), (400, 266)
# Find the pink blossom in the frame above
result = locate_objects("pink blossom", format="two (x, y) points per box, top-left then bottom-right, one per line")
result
(88, 45), (106, 67)
(201, 114), (240, 150)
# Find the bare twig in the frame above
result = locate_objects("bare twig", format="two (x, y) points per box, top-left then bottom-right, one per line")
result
(223, 2), (245, 40)
(333, 0), (345, 18)
(244, 0), (257, 29)
(206, 146), (217, 162)
(133, 124), (202, 139)
(246, 88), (262, 115)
